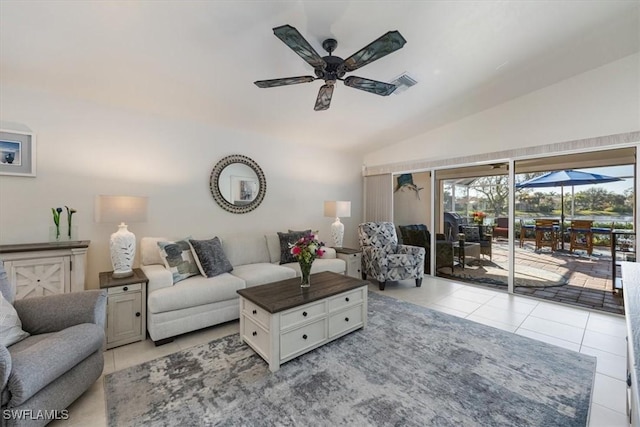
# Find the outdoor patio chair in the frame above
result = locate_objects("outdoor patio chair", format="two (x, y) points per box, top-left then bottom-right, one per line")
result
(435, 233), (454, 273)
(569, 220), (594, 256)
(460, 225), (492, 260)
(535, 219), (559, 252)
(493, 217), (509, 240)
(519, 219), (535, 248)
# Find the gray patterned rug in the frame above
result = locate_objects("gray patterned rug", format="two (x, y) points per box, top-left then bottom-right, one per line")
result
(104, 293), (595, 426)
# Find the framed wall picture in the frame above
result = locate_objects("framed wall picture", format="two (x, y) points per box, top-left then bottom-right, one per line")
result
(0, 130), (36, 177)
(230, 175), (259, 206)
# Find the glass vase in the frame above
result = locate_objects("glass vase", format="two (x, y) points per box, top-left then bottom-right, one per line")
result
(299, 260), (312, 288)
(49, 225), (62, 242)
(66, 225), (78, 241)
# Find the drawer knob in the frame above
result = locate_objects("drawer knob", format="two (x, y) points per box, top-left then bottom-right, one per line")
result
(252, 331), (257, 337)
(345, 317), (349, 322)
(302, 311), (308, 317)
(345, 297), (350, 302)
(252, 309), (257, 315)
(135, 312), (141, 317)
(123, 286), (128, 291)
(302, 334), (308, 340)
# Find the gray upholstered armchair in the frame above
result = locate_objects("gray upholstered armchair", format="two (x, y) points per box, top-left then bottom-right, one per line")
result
(0, 263), (106, 427)
(358, 222), (425, 290)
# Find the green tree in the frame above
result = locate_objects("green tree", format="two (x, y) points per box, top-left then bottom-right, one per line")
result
(472, 175), (509, 217)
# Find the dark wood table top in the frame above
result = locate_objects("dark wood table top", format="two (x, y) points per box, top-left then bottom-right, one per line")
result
(0, 240), (90, 253)
(237, 271), (368, 314)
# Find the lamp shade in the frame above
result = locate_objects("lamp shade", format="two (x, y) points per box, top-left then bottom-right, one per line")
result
(95, 195), (148, 223)
(95, 195), (148, 278)
(324, 201), (351, 218)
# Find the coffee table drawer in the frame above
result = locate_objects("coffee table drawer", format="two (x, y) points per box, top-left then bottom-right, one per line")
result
(329, 304), (363, 338)
(281, 300), (325, 329)
(280, 318), (327, 360)
(242, 299), (270, 330)
(328, 287), (364, 312)
(242, 316), (270, 360)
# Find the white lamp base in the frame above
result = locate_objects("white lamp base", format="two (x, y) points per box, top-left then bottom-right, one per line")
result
(110, 223), (135, 278)
(331, 217), (345, 248)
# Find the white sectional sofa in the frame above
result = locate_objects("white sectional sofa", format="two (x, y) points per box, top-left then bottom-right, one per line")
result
(140, 233), (346, 344)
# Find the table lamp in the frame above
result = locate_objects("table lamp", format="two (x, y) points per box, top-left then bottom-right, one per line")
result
(95, 195), (148, 278)
(324, 201), (351, 248)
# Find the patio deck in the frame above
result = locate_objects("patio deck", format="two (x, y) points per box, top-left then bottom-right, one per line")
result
(438, 239), (625, 315)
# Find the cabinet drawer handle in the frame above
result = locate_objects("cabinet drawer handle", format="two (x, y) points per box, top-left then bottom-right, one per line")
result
(302, 334), (308, 340)
(628, 373), (632, 387)
(123, 286), (128, 291)
(345, 297), (350, 302)
(252, 331), (257, 337)
(345, 317), (349, 322)
(302, 311), (307, 317)
(135, 312), (141, 317)
(252, 309), (257, 315)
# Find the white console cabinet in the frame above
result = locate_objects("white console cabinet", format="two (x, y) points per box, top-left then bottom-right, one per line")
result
(0, 241), (89, 300)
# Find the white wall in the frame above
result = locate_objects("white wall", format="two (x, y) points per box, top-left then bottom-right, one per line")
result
(393, 172), (431, 233)
(364, 54), (640, 167)
(0, 85), (362, 288)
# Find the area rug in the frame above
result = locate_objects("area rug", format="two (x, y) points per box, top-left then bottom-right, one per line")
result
(439, 258), (568, 288)
(104, 293), (595, 426)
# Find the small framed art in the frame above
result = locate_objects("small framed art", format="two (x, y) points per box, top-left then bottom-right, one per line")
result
(0, 130), (36, 177)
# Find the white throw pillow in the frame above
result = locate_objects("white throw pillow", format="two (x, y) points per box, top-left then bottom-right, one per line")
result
(0, 293), (29, 347)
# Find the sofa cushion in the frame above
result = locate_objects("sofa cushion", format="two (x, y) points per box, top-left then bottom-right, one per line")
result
(0, 261), (14, 304)
(283, 258), (346, 277)
(0, 344), (10, 395)
(147, 273), (245, 314)
(140, 237), (169, 266)
(189, 237), (233, 278)
(231, 263), (296, 288)
(158, 239), (200, 284)
(220, 235), (271, 266)
(277, 231), (307, 264)
(6, 323), (104, 406)
(0, 293), (29, 347)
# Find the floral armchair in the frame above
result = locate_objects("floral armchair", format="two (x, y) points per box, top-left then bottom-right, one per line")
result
(358, 222), (425, 290)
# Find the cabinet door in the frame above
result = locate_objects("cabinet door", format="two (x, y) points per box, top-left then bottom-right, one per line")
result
(346, 253), (362, 278)
(6, 256), (69, 299)
(107, 291), (143, 347)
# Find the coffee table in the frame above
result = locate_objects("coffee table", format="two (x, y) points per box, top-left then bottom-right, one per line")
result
(237, 271), (368, 372)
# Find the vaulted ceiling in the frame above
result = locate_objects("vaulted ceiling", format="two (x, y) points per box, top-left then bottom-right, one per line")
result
(1, 1), (638, 153)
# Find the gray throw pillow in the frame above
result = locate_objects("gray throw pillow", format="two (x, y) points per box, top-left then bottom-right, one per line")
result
(278, 231), (307, 264)
(0, 261), (14, 304)
(0, 292), (29, 347)
(189, 237), (233, 278)
(157, 239), (200, 284)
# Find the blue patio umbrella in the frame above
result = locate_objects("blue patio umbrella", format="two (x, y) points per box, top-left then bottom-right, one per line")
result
(516, 169), (622, 250)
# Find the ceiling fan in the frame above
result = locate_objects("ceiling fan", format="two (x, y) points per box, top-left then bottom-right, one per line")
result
(254, 25), (407, 111)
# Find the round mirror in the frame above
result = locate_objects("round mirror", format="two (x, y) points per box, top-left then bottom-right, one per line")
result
(209, 155), (266, 214)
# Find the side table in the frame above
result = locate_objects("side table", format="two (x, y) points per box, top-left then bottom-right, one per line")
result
(335, 248), (362, 279)
(99, 268), (148, 349)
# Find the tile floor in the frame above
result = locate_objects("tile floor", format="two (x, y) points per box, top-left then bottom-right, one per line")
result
(53, 277), (629, 427)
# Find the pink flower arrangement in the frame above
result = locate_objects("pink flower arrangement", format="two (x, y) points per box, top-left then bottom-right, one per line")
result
(290, 233), (325, 265)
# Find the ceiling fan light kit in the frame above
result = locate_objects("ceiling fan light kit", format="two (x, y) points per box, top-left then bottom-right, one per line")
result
(254, 24), (407, 111)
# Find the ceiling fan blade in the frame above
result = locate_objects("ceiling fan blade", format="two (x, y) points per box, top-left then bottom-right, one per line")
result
(314, 84), (334, 111)
(342, 30), (407, 72)
(344, 76), (397, 96)
(273, 25), (326, 70)
(254, 76), (316, 88)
